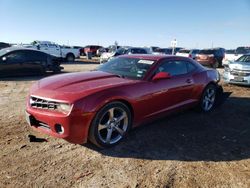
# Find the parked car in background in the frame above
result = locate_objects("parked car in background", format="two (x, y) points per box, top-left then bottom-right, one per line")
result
(0, 42), (11, 50)
(73, 46), (84, 49)
(154, 47), (183, 55)
(154, 48), (173, 55)
(176, 49), (200, 59)
(145, 46), (160, 54)
(196, 48), (225, 68)
(0, 47), (63, 77)
(25, 55), (221, 148)
(32, 41), (80, 62)
(100, 47), (148, 63)
(222, 47), (250, 66)
(96, 47), (108, 57)
(223, 54), (250, 85)
(174, 47), (184, 54)
(82, 45), (103, 57)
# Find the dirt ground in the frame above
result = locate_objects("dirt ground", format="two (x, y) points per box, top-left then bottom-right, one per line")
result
(0, 61), (250, 188)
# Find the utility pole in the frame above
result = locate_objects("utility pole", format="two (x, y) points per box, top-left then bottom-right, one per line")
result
(171, 39), (177, 55)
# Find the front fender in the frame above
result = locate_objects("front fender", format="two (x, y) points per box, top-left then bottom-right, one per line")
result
(82, 89), (134, 113)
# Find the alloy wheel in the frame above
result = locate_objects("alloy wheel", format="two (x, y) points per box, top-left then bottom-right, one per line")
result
(202, 87), (216, 111)
(97, 107), (129, 144)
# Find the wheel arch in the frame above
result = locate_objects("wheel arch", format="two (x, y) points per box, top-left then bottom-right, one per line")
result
(87, 98), (134, 148)
(66, 52), (75, 58)
(115, 99), (134, 121)
(91, 98), (134, 122)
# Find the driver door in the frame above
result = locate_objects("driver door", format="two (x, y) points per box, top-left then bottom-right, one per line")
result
(139, 60), (195, 118)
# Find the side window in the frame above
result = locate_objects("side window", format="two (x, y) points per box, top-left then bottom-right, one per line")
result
(6, 51), (27, 63)
(157, 61), (188, 76)
(130, 49), (136, 53)
(48, 44), (57, 48)
(187, 62), (196, 72)
(40, 44), (48, 48)
(26, 51), (47, 62)
(139, 49), (147, 54)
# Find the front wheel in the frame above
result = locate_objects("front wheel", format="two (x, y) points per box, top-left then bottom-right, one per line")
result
(89, 102), (132, 148)
(199, 84), (217, 112)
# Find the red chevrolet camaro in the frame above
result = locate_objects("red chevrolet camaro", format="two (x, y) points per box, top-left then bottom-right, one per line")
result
(26, 55), (221, 148)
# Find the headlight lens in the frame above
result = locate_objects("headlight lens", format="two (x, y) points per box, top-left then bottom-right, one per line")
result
(57, 103), (72, 114)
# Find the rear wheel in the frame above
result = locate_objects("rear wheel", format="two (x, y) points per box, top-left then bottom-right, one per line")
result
(199, 84), (217, 112)
(66, 53), (75, 62)
(89, 101), (132, 148)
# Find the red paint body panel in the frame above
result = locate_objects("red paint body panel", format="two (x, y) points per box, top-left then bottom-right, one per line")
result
(25, 55), (220, 144)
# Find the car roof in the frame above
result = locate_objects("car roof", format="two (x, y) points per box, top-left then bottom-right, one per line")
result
(119, 54), (177, 61)
(1, 46), (41, 52)
(0, 47), (46, 56)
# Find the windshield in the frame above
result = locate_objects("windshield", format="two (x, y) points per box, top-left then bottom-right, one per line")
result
(0, 48), (9, 57)
(236, 55), (250, 63)
(108, 45), (119, 53)
(97, 57), (155, 80)
(115, 48), (128, 55)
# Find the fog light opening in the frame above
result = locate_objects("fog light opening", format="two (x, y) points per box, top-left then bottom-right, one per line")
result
(55, 124), (64, 134)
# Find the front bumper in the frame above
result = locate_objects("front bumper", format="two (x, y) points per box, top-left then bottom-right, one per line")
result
(223, 71), (250, 85)
(25, 106), (94, 144)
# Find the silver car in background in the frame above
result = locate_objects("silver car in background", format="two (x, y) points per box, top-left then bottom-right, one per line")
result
(176, 49), (200, 59)
(223, 54), (250, 85)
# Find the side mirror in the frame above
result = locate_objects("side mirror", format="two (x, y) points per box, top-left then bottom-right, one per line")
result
(2, 57), (7, 61)
(152, 72), (171, 81)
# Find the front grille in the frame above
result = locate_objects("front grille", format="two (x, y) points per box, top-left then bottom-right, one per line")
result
(230, 69), (250, 76)
(30, 96), (59, 110)
(230, 79), (247, 83)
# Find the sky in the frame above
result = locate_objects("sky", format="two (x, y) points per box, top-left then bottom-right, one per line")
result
(0, 0), (250, 49)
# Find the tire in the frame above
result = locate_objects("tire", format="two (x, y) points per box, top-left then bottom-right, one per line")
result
(52, 66), (61, 74)
(199, 84), (217, 112)
(89, 101), (132, 148)
(66, 53), (75, 62)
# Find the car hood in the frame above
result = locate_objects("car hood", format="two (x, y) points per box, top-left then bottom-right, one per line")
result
(30, 71), (137, 102)
(229, 61), (250, 70)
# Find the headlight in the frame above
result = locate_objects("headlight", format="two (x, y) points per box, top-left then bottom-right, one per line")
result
(57, 103), (72, 114)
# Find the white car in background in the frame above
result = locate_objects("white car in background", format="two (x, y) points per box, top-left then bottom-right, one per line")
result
(32, 41), (80, 62)
(222, 47), (250, 66)
(223, 54), (250, 85)
(100, 47), (148, 64)
(176, 49), (200, 59)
